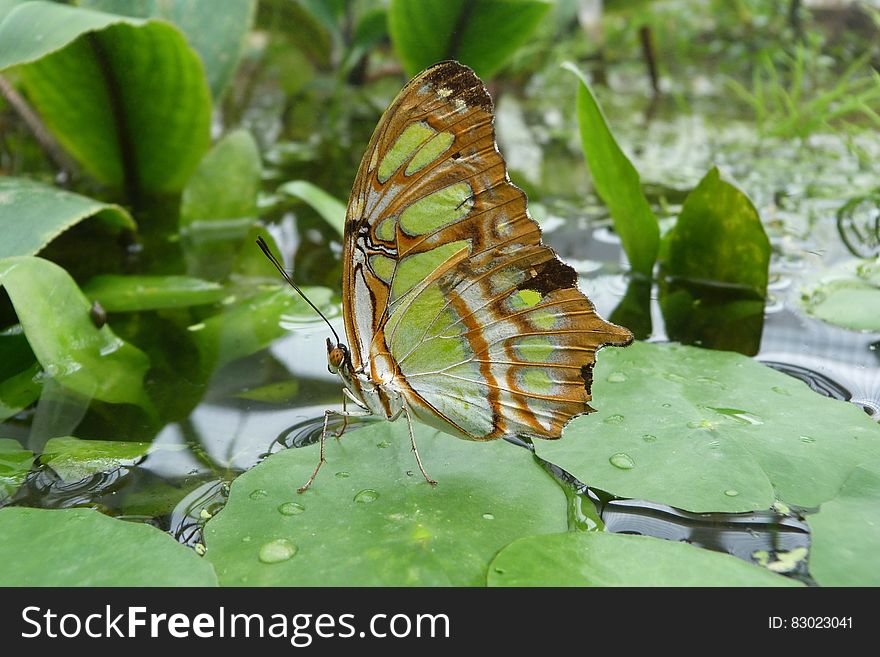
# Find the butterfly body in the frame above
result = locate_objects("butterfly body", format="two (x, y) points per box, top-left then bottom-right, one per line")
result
(273, 61), (632, 491)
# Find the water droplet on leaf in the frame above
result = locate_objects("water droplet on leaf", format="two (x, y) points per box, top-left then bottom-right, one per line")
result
(482, 513), (495, 520)
(259, 539), (297, 564)
(278, 502), (305, 516)
(354, 489), (379, 504)
(249, 489), (268, 500)
(609, 453), (635, 470)
(335, 471), (351, 479)
(724, 489), (739, 497)
(607, 372), (627, 383)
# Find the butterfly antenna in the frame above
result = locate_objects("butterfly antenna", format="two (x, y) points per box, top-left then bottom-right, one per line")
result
(256, 236), (341, 345)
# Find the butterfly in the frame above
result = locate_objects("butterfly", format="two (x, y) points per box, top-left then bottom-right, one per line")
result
(260, 61), (632, 492)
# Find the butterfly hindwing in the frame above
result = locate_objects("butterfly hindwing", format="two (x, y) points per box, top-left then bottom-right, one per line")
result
(343, 61), (632, 440)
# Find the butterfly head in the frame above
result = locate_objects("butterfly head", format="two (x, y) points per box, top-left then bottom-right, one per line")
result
(326, 337), (351, 374)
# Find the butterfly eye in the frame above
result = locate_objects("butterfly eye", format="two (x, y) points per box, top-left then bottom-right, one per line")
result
(328, 346), (346, 370)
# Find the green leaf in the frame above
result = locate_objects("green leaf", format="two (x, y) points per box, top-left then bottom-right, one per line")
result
(82, 275), (225, 312)
(0, 507), (218, 585)
(665, 167), (770, 296)
(0, 177), (135, 258)
(41, 436), (151, 483)
(0, 1), (211, 197)
(79, 0), (256, 99)
(535, 341), (880, 513)
(232, 225), (284, 281)
(204, 422), (567, 585)
(388, 0), (551, 79)
(660, 279), (765, 356)
(234, 380), (300, 404)
(189, 285), (335, 370)
(564, 63), (660, 277)
(809, 460), (880, 586)
(798, 258), (880, 332)
(0, 256), (152, 409)
(487, 532), (803, 587)
(278, 180), (346, 237)
(180, 130), (262, 280)
(0, 362), (42, 422)
(181, 129), (262, 229)
(0, 438), (33, 503)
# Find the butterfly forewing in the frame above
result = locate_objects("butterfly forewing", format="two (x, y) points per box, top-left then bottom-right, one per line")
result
(343, 61), (632, 441)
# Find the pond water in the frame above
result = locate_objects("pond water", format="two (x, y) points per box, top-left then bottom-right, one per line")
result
(2, 18), (879, 587)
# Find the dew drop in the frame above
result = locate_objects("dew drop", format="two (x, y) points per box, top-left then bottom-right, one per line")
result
(278, 502), (305, 516)
(482, 513), (495, 520)
(642, 434), (657, 443)
(663, 372), (686, 383)
(335, 471), (351, 479)
(249, 489), (268, 500)
(607, 372), (627, 383)
(800, 435), (816, 444)
(376, 441), (390, 449)
(661, 403), (672, 408)
(242, 536), (252, 543)
(259, 539), (297, 564)
(609, 453), (635, 470)
(354, 489), (379, 504)
(724, 489), (739, 497)
(604, 414), (625, 424)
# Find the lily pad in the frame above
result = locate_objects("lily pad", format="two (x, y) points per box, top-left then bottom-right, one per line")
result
(0, 507), (218, 586)
(204, 422), (567, 586)
(0, 256), (152, 409)
(0, 438), (33, 503)
(41, 436), (151, 483)
(535, 341), (880, 513)
(82, 275), (225, 312)
(0, 177), (135, 259)
(798, 257), (880, 332)
(565, 62), (659, 277)
(388, 0), (551, 79)
(487, 532), (802, 587)
(808, 459), (880, 586)
(0, 1), (211, 196)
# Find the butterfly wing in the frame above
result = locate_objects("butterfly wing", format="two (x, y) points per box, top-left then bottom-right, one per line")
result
(342, 61), (632, 440)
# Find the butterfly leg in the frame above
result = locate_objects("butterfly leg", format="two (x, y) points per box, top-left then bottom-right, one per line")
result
(334, 395), (348, 439)
(297, 409), (334, 493)
(298, 403), (372, 493)
(402, 407), (437, 487)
